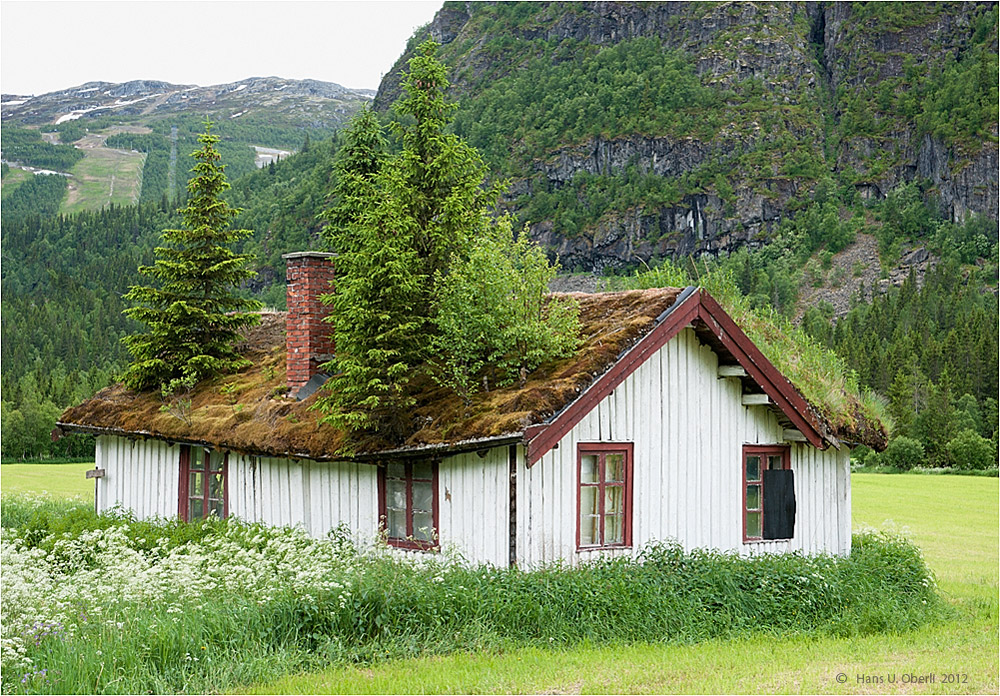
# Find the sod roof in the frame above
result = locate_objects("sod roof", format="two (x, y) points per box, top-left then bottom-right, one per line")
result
(58, 288), (887, 460)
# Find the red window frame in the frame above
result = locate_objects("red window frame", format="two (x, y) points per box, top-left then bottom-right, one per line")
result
(576, 442), (634, 550)
(177, 445), (229, 522)
(742, 444), (790, 542)
(377, 460), (440, 551)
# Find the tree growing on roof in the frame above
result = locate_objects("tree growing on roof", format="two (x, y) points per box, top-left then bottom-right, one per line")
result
(319, 41), (579, 441)
(121, 122), (261, 395)
(430, 214), (580, 401)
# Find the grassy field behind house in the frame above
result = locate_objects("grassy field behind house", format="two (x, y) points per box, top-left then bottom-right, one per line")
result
(0, 462), (94, 499)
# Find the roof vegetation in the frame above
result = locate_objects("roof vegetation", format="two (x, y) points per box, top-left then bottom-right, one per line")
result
(60, 290), (685, 459)
(59, 285), (889, 458)
(608, 263), (891, 448)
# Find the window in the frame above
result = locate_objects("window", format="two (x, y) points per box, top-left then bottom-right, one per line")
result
(178, 446), (228, 521)
(577, 443), (633, 550)
(743, 445), (795, 542)
(378, 461), (439, 550)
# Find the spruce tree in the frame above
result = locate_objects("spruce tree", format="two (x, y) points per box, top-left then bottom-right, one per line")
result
(319, 101), (422, 438)
(122, 122), (261, 393)
(319, 41), (578, 442)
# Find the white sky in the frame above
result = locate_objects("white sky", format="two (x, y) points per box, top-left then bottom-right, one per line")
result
(1, 0), (441, 96)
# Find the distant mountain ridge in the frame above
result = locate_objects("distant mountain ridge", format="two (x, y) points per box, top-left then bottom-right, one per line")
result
(2, 77), (375, 128)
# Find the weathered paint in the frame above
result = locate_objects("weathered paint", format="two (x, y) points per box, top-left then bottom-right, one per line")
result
(437, 449), (509, 566)
(93, 435), (510, 565)
(93, 325), (850, 567)
(95, 435), (179, 519)
(516, 327), (851, 567)
(226, 455), (379, 541)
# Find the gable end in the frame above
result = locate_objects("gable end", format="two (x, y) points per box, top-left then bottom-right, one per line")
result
(524, 288), (832, 465)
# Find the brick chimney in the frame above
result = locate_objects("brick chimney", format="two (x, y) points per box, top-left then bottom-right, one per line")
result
(282, 252), (336, 397)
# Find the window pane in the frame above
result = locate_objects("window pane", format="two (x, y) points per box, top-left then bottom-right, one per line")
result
(412, 512), (434, 541)
(580, 454), (598, 483)
(387, 462), (404, 480)
(190, 471), (203, 498)
(605, 485), (624, 515)
(746, 456), (760, 481)
(209, 473), (224, 499)
(209, 451), (225, 472)
(580, 514), (599, 546)
(580, 485), (599, 515)
(605, 453), (624, 482)
(580, 485), (599, 546)
(387, 479), (407, 510)
(191, 448), (206, 470)
(189, 497), (204, 520)
(209, 499), (224, 518)
(412, 461), (433, 480)
(388, 508), (407, 539)
(412, 480), (433, 512)
(746, 484), (760, 510)
(606, 514), (624, 545)
(768, 455), (783, 471)
(746, 511), (761, 538)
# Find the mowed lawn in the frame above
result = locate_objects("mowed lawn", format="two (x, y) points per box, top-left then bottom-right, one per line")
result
(0, 462), (95, 499)
(250, 473), (999, 695)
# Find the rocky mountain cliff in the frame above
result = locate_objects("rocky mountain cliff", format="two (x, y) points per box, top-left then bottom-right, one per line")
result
(375, 1), (998, 272)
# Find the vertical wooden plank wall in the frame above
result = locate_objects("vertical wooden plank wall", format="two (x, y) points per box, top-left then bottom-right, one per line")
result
(96, 435), (509, 561)
(228, 455), (379, 541)
(438, 449), (509, 566)
(517, 327), (852, 567)
(96, 435), (179, 519)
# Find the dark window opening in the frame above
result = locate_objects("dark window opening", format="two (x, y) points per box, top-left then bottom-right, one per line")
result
(577, 443), (634, 550)
(743, 445), (795, 541)
(178, 445), (228, 521)
(378, 460), (439, 550)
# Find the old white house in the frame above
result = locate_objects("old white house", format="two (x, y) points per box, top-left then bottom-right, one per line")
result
(58, 252), (886, 567)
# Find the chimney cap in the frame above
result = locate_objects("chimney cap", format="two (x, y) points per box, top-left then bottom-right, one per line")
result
(282, 251), (337, 260)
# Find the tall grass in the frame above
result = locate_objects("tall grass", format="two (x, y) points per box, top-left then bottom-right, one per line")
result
(1, 499), (943, 695)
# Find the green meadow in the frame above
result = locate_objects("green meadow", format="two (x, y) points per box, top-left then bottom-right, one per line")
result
(0, 166), (33, 198)
(0, 462), (94, 499)
(60, 132), (145, 214)
(2, 469), (995, 694)
(254, 474), (998, 695)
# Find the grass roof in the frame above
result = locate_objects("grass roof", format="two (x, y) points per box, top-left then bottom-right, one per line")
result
(61, 289), (687, 459)
(59, 287), (888, 458)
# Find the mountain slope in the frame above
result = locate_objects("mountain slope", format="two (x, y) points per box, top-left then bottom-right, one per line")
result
(1, 77), (372, 209)
(2, 77), (373, 128)
(375, 1), (997, 271)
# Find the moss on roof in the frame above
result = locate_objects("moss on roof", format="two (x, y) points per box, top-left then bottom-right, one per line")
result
(60, 287), (888, 457)
(59, 289), (685, 459)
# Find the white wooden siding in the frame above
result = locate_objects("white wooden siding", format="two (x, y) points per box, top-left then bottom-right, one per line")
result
(95, 435), (179, 519)
(94, 436), (510, 564)
(438, 449), (509, 566)
(516, 327), (852, 567)
(228, 455), (379, 541)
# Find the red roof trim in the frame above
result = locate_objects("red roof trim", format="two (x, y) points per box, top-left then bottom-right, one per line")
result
(525, 289), (701, 465)
(524, 289), (831, 466)
(695, 292), (830, 449)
